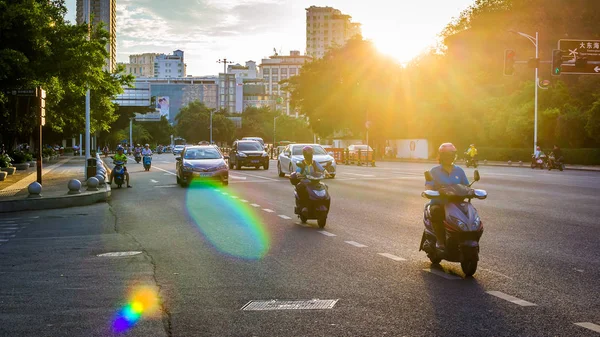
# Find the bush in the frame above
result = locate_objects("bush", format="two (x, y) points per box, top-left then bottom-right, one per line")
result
(64, 147), (74, 154)
(9, 151), (28, 164)
(476, 147), (600, 165)
(42, 148), (55, 158)
(0, 154), (12, 168)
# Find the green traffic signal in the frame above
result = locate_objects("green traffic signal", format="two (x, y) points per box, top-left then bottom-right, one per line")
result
(552, 49), (563, 76)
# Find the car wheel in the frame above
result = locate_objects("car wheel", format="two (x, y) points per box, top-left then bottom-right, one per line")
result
(278, 162), (285, 177)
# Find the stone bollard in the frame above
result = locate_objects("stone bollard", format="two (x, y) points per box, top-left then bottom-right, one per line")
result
(508, 160), (512, 166)
(484, 159), (488, 165)
(68, 179), (82, 195)
(28, 182), (42, 198)
(86, 177), (99, 191)
(519, 161), (523, 167)
(95, 174), (106, 186)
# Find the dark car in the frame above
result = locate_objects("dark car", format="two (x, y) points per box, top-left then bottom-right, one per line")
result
(176, 145), (229, 187)
(229, 140), (269, 170)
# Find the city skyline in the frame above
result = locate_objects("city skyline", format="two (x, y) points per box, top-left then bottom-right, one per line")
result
(64, 0), (474, 76)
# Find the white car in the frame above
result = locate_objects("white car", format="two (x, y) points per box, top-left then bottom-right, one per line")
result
(173, 145), (186, 156)
(277, 144), (336, 178)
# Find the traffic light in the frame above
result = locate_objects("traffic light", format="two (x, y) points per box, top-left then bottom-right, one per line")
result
(504, 50), (516, 76)
(551, 49), (563, 76)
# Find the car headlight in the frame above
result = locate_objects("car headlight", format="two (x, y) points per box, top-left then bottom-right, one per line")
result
(238, 153), (247, 158)
(218, 162), (228, 170)
(182, 164), (193, 172)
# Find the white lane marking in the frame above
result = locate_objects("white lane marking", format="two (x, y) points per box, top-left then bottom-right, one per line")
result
(0, 235), (16, 238)
(161, 161), (170, 164)
(229, 175), (247, 180)
(378, 253), (407, 261)
(344, 241), (367, 248)
(150, 179), (159, 183)
(486, 173), (531, 178)
(0, 227), (20, 230)
(278, 215), (292, 220)
(154, 185), (177, 188)
(0, 221), (16, 224)
(423, 268), (462, 280)
(0, 239), (9, 242)
(230, 196), (238, 199)
(486, 291), (537, 306)
(574, 322), (600, 333)
(240, 199), (249, 203)
(262, 209), (275, 213)
(250, 204), (261, 208)
(30, 216), (39, 219)
(221, 192), (229, 195)
(233, 172), (279, 181)
(154, 166), (177, 176)
(341, 172), (375, 177)
(318, 231), (336, 237)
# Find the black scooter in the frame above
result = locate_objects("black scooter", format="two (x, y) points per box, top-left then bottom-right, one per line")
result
(290, 171), (331, 228)
(547, 153), (564, 171)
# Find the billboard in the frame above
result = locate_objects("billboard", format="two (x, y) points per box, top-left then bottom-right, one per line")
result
(157, 96), (170, 119)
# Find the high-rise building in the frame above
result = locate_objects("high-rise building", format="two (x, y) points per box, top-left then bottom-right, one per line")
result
(228, 61), (259, 79)
(305, 6), (362, 59)
(76, 0), (117, 72)
(260, 50), (312, 116)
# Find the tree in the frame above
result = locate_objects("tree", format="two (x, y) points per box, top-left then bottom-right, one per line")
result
(175, 101), (235, 144)
(139, 116), (174, 145)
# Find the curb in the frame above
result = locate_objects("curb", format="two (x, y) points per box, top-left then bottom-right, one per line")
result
(0, 184), (111, 213)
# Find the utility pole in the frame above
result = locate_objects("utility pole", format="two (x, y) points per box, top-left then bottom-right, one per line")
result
(217, 58), (234, 114)
(84, 0), (91, 176)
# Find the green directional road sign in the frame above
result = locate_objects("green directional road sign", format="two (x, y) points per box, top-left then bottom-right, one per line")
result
(557, 39), (600, 75)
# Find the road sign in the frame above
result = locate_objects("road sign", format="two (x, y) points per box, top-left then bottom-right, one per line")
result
(557, 39), (600, 75)
(3, 88), (37, 96)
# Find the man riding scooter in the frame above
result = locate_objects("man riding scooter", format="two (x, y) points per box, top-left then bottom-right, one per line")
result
(293, 146), (331, 215)
(465, 144), (478, 167)
(425, 143), (470, 254)
(109, 146), (132, 188)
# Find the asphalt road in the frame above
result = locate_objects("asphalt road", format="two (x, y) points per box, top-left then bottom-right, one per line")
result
(1, 153), (599, 337)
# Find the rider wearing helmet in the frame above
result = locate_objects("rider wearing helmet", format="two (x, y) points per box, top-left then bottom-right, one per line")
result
(109, 146), (132, 188)
(466, 144), (478, 159)
(293, 146), (331, 214)
(425, 143), (470, 252)
(142, 144), (152, 156)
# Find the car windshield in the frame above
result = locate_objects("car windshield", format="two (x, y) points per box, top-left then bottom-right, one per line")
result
(184, 148), (222, 159)
(292, 145), (327, 156)
(238, 142), (263, 151)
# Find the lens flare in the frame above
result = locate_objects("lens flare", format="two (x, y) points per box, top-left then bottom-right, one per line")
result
(185, 180), (270, 259)
(112, 285), (160, 334)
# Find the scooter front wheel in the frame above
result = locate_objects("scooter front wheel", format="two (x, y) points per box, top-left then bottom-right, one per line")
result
(428, 254), (441, 265)
(317, 216), (327, 228)
(299, 215), (308, 224)
(461, 260), (478, 277)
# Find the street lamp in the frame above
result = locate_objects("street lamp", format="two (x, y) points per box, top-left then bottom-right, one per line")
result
(509, 30), (543, 153)
(273, 115), (281, 146)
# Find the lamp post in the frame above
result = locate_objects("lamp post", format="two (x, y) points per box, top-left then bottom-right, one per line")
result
(84, 0), (91, 174)
(510, 30), (540, 153)
(129, 117), (134, 153)
(210, 109), (213, 144)
(273, 115), (280, 145)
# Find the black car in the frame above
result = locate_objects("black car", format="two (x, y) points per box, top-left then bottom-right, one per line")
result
(176, 145), (229, 186)
(229, 140), (269, 170)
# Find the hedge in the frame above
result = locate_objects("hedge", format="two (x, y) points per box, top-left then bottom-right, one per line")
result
(475, 148), (600, 165)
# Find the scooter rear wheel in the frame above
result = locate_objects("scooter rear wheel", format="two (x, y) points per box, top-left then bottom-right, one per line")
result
(317, 216), (326, 228)
(428, 254), (441, 265)
(299, 215), (308, 224)
(461, 260), (478, 277)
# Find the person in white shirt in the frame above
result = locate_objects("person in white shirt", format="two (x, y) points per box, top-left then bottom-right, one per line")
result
(142, 144), (153, 156)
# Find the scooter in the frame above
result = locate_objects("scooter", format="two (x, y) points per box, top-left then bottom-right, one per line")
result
(143, 154), (152, 171)
(465, 156), (478, 168)
(531, 153), (546, 169)
(547, 153), (564, 171)
(134, 152), (142, 164)
(112, 159), (126, 188)
(290, 172), (331, 228)
(419, 170), (487, 277)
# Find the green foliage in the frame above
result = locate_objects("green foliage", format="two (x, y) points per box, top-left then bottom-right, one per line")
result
(42, 148), (55, 158)
(8, 150), (31, 164)
(140, 116), (174, 145)
(175, 101), (235, 144)
(0, 154), (12, 168)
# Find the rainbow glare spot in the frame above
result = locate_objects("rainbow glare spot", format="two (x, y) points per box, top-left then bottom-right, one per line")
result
(185, 180), (270, 259)
(112, 285), (160, 334)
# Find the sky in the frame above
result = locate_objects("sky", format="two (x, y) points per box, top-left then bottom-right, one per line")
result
(64, 0), (475, 76)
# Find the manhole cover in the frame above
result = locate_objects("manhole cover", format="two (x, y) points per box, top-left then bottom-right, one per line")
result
(97, 251), (143, 257)
(241, 299), (338, 311)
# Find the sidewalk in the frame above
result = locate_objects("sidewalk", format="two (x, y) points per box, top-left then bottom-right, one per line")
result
(0, 156), (110, 213)
(375, 158), (600, 172)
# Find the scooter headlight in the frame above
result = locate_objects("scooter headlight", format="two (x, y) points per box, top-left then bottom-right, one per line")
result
(472, 216), (481, 230)
(450, 216), (468, 231)
(314, 190), (327, 197)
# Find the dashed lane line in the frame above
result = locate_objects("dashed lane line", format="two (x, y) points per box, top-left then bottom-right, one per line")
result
(154, 166), (177, 176)
(486, 291), (537, 307)
(230, 196), (239, 199)
(250, 204), (261, 208)
(318, 231), (336, 237)
(150, 179), (159, 183)
(278, 215), (292, 220)
(423, 268), (462, 280)
(240, 199), (249, 203)
(344, 241), (367, 248)
(378, 253), (407, 261)
(340, 172), (375, 177)
(262, 209), (275, 213)
(231, 172), (279, 181)
(574, 322), (600, 333)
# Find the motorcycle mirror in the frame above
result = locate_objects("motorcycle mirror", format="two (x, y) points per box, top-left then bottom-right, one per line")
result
(175, 157), (182, 161)
(424, 171), (433, 182)
(474, 170), (480, 181)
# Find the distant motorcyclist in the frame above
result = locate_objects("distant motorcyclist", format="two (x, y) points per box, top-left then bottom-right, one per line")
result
(293, 146), (331, 214)
(552, 145), (563, 162)
(142, 144), (153, 156)
(533, 146), (543, 159)
(466, 144), (478, 159)
(109, 146), (132, 188)
(425, 143), (470, 253)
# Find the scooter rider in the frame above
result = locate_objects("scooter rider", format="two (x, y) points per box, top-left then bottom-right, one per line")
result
(109, 146), (132, 188)
(142, 144), (152, 156)
(425, 143), (470, 253)
(467, 144), (478, 160)
(294, 146), (331, 213)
